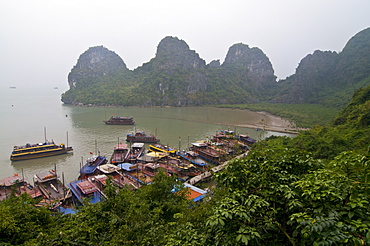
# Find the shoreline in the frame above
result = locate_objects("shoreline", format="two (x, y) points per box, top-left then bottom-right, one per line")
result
(236, 110), (308, 134)
(66, 104), (307, 134)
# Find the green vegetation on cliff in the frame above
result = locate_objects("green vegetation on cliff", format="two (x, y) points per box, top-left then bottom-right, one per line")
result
(61, 28), (370, 130)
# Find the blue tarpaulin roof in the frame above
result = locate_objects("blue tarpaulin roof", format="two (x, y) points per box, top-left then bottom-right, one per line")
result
(117, 163), (137, 171)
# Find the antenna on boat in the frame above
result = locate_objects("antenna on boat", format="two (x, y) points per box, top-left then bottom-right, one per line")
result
(54, 164), (58, 189)
(95, 139), (98, 155)
(21, 168), (24, 183)
(66, 131), (69, 148)
(62, 172), (65, 198)
(179, 137), (181, 151)
(44, 127), (47, 142)
(155, 126), (158, 137)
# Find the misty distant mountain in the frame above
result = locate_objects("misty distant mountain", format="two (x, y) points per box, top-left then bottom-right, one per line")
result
(62, 27), (370, 108)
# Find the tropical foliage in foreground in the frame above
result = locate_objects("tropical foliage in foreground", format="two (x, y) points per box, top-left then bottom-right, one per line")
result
(2, 86), (370, 245)
(1, 149), (369, 245)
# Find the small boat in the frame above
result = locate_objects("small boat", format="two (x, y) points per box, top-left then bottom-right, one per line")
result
(104, 116), (135, 125)
(157, 155), (200, 180)
(191, 142), (221, 165)
(126, 131), (160, 143)
(110, 143), (129, 164)
(9, 86), (16, 89)
(239, 135), (257, 145)
(33, 170), (71, 204)
(125, 142), (145, 163)
(149, 143), (176, 155)
(10, 141), (73, 161)
(96, 164), (136, 189)
(177, 151), (208, 167)
(79, 156), (107, 178)
(98, 163), (122, 174)
(68, 179), (105, 204)
(0, 175), (42, 201)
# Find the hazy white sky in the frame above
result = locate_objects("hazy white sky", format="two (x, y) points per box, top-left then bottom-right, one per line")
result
(1, 0), (369, 89)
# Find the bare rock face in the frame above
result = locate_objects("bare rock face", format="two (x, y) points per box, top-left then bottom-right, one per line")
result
(68, 45), (128, 89)
(63, 37), (278, 106)
(223, 43), (276, 85)
(152, 36), (206, 70)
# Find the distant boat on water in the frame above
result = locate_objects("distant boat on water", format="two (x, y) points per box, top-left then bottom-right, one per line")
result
(104, 116), (135, 125)
(54, 87), (58, 89)
(126, 131), (160, 143)
(9, 86), (16, 89)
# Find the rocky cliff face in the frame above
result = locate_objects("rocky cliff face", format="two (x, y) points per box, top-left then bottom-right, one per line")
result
(68, 46), (128, 89)
(272, 50), (338, 104)
(273, 27), (370, 107)
(335, 27), (370, 86)
(153, 36), (206, 70)
(63, 28), (370, 107)
(223, 43), (276, 85)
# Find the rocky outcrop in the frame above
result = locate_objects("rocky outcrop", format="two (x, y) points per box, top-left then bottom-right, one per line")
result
(223, 43), (276, 85)
(62, 27), (370, 108)
(272, 50), (338, 104)
(153, 36), (206, 70)
(68, 46), (128, 89)
(273, 27), (370, 107)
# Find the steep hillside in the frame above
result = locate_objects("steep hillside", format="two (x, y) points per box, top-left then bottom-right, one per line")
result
(61, 28), (370, 109)
(259, 83), (370, 159)
(273, 27), (370, 107)
(62, 37), (275, 106)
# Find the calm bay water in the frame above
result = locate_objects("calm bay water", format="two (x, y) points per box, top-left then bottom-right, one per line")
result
(0, 84), (292, 184)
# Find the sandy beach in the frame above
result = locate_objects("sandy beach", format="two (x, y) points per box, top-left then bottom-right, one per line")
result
(234, 111), (306, 134)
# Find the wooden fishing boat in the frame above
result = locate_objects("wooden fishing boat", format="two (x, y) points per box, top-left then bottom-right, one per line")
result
(177, 151), (208, 167)
(0, 175), (42, 201)
(239, 134), (257, 145)
(125, 142), (145, 163)
(79, 155), (107, 179)
(104, 116), (135, 125)
(96, 164), (138, 189)
(191, 142), (221, 165)
(10, 141), (73, 161)
(126, 131), (160, 143)
(68, 179), (105, 204)
(157, 155), (201, 181)
(149, 143), (176, 155)
(110, 143), (129, 164)
(33, 170), (71, 204)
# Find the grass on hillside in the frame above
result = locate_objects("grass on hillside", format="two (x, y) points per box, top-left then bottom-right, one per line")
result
(215, 103), (340, 128)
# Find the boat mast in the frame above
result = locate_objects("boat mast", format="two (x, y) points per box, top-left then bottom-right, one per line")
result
(44, 127), (47, 142)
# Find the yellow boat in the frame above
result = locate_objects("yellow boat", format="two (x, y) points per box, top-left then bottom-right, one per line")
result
(10, 141), (73, 161)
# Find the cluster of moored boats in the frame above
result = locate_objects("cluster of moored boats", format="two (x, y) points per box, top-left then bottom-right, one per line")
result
(3, 116), (256, 213)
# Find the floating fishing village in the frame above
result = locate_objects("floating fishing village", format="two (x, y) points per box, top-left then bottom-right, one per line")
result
(1, 116), (257, 214)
